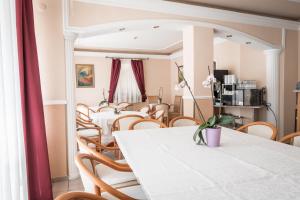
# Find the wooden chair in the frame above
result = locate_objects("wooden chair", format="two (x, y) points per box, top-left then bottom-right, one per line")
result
(147, 95), (159, 104)
(117, 102), (131, 111)
(77, 135), (137, 189)
(150, 109), (164, 122)
(76, 117), (101, 141)
(236, 121), (277, 140)
(97, 106), (115, 112)
(55, 191), (107, 200)
(77, 110), (92, 123)
(129, 119), (167, 130)
(139, 106), (150, 114)
(155, 103), (170, 125)
(77, 103), (95, 117)
(169, 116), (202, 127)
(75, 153), (146, 200)
(169, 96), (182, 120)
(111, 115), (144, 132)
(279, 132), (300, 147)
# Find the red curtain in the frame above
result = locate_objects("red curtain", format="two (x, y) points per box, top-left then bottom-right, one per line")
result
(16, 0), (53, 199)
(131, 60), (147, 102)
(108, 59), (121, 103)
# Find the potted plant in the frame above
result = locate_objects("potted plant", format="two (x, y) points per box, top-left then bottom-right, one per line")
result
(175, 63), (234, 147)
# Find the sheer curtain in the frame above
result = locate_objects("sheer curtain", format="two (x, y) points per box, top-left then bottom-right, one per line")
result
(114, 60), (141, 103)
(0, 0), (28, 199)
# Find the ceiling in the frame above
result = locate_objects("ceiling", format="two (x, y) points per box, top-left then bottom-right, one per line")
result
(75, 29), (182, 53)
(75, 24), (271, 54)
(168, 0), (300, 20)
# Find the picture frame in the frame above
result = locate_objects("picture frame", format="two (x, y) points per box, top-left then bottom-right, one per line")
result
(76, 64), (95, 88)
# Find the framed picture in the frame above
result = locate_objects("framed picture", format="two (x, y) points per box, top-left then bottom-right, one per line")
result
(76, 64), (95, 88)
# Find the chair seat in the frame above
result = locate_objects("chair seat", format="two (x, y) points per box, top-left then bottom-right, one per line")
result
(101, 185), (147, 200)
(78, 129), (99, 137)
(95, 159), (137, 187)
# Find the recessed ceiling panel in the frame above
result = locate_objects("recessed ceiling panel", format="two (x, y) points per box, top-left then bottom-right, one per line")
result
(75, 30), (182, 51)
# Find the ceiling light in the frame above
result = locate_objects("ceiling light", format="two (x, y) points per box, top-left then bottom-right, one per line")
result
(119, 27), (126, 31)
(133, 36), (138, 40)
(226, 35), (232, 38)
(246, 41), (252, 45)
(153, 25), (160, 29)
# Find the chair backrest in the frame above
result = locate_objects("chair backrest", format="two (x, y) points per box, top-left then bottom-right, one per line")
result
(76, 110), (91, 122)
(147, 96), (159, 104)
(77, 103), (95, 117)
(75, 153), (134, 199)
(77, 103), (89, 115)
(155, 103), (169, 117)
(173, 96), (182, 113)
(55, 191), (107, 200)
(152, 109), (164, 122)
(117, 102), (131, 111)
(97, 106), (115, 112)
(112, 115), (144, 131)
(139, 106), (150, 114)
(279, 132), (300, 147)
(236, 121), (277, 140)
(129, 119), (167, 130)
(169, 116), (201, 127)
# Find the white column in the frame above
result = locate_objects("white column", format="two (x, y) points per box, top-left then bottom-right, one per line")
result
(64, 32), (78, 180)
(264, 49), (281, 128)
(182, 26), (214, 118)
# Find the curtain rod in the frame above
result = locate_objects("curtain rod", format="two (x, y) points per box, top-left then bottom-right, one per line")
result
(105, 56), (149, 60)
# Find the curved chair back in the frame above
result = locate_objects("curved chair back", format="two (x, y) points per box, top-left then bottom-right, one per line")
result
(139, 106), (150, 114)
(151, 109), (164, 122)
(169, 116), (201, 127)
(236, 121), (277, 140)
(55, 191), (107, 200)
(147, 95), (159, 104)
(77, 110), (92, 123)
(173, 96), (182, 113)
(97, 106), (115, 112)
(77, 103), (95, 117)
(279, 132), (300, 147)
(112, 115), (144, 131)
(117, 102), (131, 111)
(75, 153), (138, 199)
(129, 119), (167, 130)
(155, 103), (169, 118)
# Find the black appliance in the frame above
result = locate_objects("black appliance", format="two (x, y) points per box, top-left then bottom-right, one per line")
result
(214, 70), (228, 84)
(243, 89), (262, 106)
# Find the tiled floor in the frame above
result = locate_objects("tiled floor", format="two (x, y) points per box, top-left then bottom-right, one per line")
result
(52, 178), (84, 198)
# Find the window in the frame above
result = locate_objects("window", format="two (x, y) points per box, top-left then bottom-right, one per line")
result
(114, 60), (141, 103)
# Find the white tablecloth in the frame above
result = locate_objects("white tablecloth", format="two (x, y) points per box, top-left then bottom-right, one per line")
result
(114, 126), (300, 200)
(90, 111), (148, 143)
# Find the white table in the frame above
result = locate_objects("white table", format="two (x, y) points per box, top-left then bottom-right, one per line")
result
(114, 126), (300, 200)
(90, 111), (148, 143)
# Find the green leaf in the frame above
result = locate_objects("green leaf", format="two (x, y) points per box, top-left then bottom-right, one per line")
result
(207, 115), (217, 127)
(193, 123), (209, 143)
(218, 115), (234, 125)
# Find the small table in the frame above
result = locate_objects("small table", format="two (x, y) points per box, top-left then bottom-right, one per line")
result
(90, 111), (148, 143)
(114, 126), (300, 200)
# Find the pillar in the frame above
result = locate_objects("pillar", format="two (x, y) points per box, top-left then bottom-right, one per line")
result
(64, 32), (78, 180)
(182, 26), (214, 120)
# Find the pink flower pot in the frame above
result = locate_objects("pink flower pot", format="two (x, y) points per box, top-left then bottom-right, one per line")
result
(205, 127), (221, 147)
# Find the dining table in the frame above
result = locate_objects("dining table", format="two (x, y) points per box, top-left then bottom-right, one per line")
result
(113, 126), (300, 200)
(90, 110), (148, 144)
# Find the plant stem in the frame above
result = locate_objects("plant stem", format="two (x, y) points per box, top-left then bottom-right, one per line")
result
(175, 63), (206, 123)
